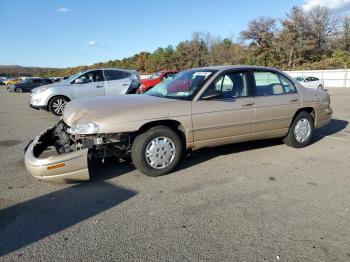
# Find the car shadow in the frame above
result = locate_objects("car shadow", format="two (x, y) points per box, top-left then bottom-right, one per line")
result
(0, 181), (137, 256)
(87, 119), (349, 179)
(313, 118), (349, 142)
(89, 157), (135, 181)
(177, 138), (283, 172)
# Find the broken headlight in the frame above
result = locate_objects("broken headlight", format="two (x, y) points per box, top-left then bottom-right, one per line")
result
(67, 122), (99, 135)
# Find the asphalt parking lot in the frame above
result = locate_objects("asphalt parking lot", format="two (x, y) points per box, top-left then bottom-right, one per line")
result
(0, 86), (349, 261)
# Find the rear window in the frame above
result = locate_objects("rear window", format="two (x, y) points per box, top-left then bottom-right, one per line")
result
(104, 70), (129, 81)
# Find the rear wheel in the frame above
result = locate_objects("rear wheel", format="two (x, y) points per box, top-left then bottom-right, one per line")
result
(131, 126), (183, 176)
(283, 111), (314, 148)
(48, 96), (69, 116)
(15, 87), (23, 93)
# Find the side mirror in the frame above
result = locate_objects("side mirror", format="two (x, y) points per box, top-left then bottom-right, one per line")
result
(74, 78), (86, 84)
(202, 90), (222, 100)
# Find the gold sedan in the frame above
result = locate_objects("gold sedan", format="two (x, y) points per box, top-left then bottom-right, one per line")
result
(25, 66), (332, 183)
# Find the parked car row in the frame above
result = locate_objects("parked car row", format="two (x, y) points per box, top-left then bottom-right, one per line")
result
(24, 65), (333, 183)
(7, 78), (53, 93)
(30, 68), (141, 115)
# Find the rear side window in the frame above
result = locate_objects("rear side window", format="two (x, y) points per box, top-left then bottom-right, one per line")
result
(104, 70), (128, 81)
(253, 71), (296, 96)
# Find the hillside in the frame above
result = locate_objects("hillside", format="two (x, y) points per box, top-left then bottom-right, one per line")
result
(0, 65), (58, 77)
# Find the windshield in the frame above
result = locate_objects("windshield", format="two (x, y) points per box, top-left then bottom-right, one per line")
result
(149, 72), (162, 79)
(145, 69), (217, 100)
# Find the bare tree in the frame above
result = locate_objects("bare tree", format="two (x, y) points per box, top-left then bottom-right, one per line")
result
(308, 6), (338, 58)
(240, 17), (277, 66)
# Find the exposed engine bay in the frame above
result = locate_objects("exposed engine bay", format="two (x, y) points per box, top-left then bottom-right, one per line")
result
(34, 121), (133, 160)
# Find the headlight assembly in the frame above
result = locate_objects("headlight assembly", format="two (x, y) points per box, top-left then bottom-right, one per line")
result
(68, 122), (99, 135)
(38, 85), (52, 92)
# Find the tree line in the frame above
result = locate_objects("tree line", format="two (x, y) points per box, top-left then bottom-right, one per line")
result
(7, 5), (350, 77)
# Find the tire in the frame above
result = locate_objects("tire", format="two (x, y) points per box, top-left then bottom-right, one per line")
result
(317, 85), (323, 90)
(283, 111), (314, 148)
(15, 87), (23, 93)
(131, 126), (183, 176)
(48, 96), (69, 116)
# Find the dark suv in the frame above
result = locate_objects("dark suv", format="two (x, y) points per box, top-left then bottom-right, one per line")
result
(8, 78), (53, 93)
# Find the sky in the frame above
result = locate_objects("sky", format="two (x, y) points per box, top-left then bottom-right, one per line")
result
(1, 0), (350, 68)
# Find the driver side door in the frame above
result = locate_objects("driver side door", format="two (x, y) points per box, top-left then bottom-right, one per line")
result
(191, 71), (255, 149)
(71, 70), (105, 99)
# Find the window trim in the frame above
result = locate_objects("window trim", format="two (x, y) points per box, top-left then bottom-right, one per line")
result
(250, 69), (298, 97)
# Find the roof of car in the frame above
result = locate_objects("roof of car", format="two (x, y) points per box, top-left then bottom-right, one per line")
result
(191, 65), (283, 71)
(78, 68), (137, 75)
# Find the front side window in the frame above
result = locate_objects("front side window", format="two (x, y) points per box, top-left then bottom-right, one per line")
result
(203, 71), (249, 99)
(254, 71), (296, 96)
(74, 70), (104, 84)
(104, 70), (126, 81)
(145, 69), (216, 100)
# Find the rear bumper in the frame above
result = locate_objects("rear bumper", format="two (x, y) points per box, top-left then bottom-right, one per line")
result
(315, 107), (333, 128)
(24, 128), (90, 183)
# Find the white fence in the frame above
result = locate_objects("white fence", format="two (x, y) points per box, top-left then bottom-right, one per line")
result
(285, 69), (350, 88)
(142, 69), (350, 88)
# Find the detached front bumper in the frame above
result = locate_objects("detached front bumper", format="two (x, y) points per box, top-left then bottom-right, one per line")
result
(24, 128), (90, 183)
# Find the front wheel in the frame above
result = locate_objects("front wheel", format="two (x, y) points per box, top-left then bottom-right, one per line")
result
(283, 111), (314, 148)
(317, 85), (323, 90)
(15, 87), (23, 93)
(131, 126), (183, 176)
(48, 96), (69, 116)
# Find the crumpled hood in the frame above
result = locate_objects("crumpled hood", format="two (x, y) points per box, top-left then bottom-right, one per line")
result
(63, 95), (191, 133)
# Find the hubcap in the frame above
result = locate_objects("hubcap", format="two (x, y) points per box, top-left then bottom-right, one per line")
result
(52, 99), (67, 115)
(145, 137), (176, 169)
(294, 118), (311, 143)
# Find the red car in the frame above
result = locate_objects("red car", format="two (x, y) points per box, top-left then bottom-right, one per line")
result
(138, 70), (178, 93)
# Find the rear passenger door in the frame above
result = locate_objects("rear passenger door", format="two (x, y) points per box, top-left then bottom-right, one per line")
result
(252, 71), (300, 139)
(104, 70), (131, 95)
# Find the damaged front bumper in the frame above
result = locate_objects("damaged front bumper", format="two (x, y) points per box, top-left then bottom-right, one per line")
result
(24, 127), (90, 183)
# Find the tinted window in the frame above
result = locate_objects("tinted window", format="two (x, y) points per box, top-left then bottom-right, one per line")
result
(203, 71), (248, 99)
(33, 79), (42, 83)
(254, 71), (296, 96)
(104, 70), (127, 81)
(74, 70), (104, 83)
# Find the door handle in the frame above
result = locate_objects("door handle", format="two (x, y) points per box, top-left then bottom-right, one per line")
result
(96, 85), (103, 88)
(289, 98), (299, 102)
(122, 83), (130, 86)
(242, 102), (255, 107)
